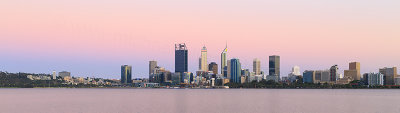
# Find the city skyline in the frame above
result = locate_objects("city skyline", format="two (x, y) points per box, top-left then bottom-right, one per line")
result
(0, 42), (399, 79)
(1, 0), (400, 79)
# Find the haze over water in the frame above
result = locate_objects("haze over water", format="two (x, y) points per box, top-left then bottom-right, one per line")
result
(1, 89), (399, 113)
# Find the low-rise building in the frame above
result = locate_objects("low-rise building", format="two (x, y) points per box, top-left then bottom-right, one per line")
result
(336, 77), (353, 85)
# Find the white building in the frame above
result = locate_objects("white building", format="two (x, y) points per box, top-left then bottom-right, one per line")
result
(288, 66), (301, 82)
(52, 71), (57, 79)
(292, 66), (301, 75)
(367, 73), (384, 86)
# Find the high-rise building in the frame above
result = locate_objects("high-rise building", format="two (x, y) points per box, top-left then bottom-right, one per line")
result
(149, 66), (168, 83)
(200, 46), (208, 71)
(230, 58), (241, 83)
(52, 71), (57, 79)
(269, 55), (280, 79)
(198, 57), (202, 70)
(330, 65), (339, 82)
(350, 62), (360, 71)
(172, 73), (181, 85)
(175, 43), (188, 73)
(379, 67), (398, 85)
(303, 70), (315, 83)
(221, 44), (228, 75)
(288, 66), (301, 83)
(344, 62), (361, 80)
(365, 73), (384, 86)
(291, 66), (301, 76)
(121, 65), (132, 84)
(253, 58), (261, 75)
(303, 70), (330, 84)
(227, 59), (231, 79)
(149, 61), (157, 76)
(181, 72), (193, 84)
(209, 62), (218, 75)
(316, 70), (330, 83)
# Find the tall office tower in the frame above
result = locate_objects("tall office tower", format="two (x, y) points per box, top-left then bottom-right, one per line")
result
(209, 62), (218, 75)
(200, 46), (208, 71)
(269, 55), (280, 79)
(227, 60), (231, 79)
(221, 44), (227, 75)
(344, 62), (361, 80)
(121, 65), (132, 84)
(52, 71), (57, 79)
(149, 61), (157, 75)
(379, 67), (398, 85)
(330, 65), (339, 82)
(253, 58), (261, 75)
(230, 58), (241, 83)
(175, 43), (188, 73)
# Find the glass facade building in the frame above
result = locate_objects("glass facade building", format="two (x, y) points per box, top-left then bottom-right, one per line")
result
(230, 58), (241, 83)
(175, 43), (188, 73)
(121, 65), (132, 84)
(269, 55), (280, 79)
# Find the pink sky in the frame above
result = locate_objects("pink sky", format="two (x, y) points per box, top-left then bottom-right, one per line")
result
(0, 0), (399, 78)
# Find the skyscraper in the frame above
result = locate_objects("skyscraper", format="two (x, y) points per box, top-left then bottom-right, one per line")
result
(149, 61), (157, 75)
(230, 58), (241, 83)
(379, 67), (398, 85)
(200, 46), (208, 71)
(221, 44), (227, 75)
(227, 59), (231, 79)
(121, 65), (132, 84)
(344, 62), (361, 80)
(209, 62), (218, 75)
(198, 57), (202, 70)
(330, 65), (339, 82)
(269, 55), (280, 79)
(175, 43), (188, 73)
(253, 58), (261, 75)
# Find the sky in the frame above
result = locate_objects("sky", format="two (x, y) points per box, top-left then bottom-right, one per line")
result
(0, 0), (399, 79)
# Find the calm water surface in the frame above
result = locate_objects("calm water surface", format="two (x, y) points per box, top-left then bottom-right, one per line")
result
(0, 89), (399, 113)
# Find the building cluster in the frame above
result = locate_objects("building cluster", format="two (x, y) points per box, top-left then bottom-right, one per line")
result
(28, 71), (113, 86)
(301, 62), (399, 86)
(118, 43), (399, 88)
(141, 43), (281, 88)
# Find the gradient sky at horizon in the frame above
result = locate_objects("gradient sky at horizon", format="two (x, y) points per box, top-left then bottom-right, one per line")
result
(1, 0), (399, 79)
